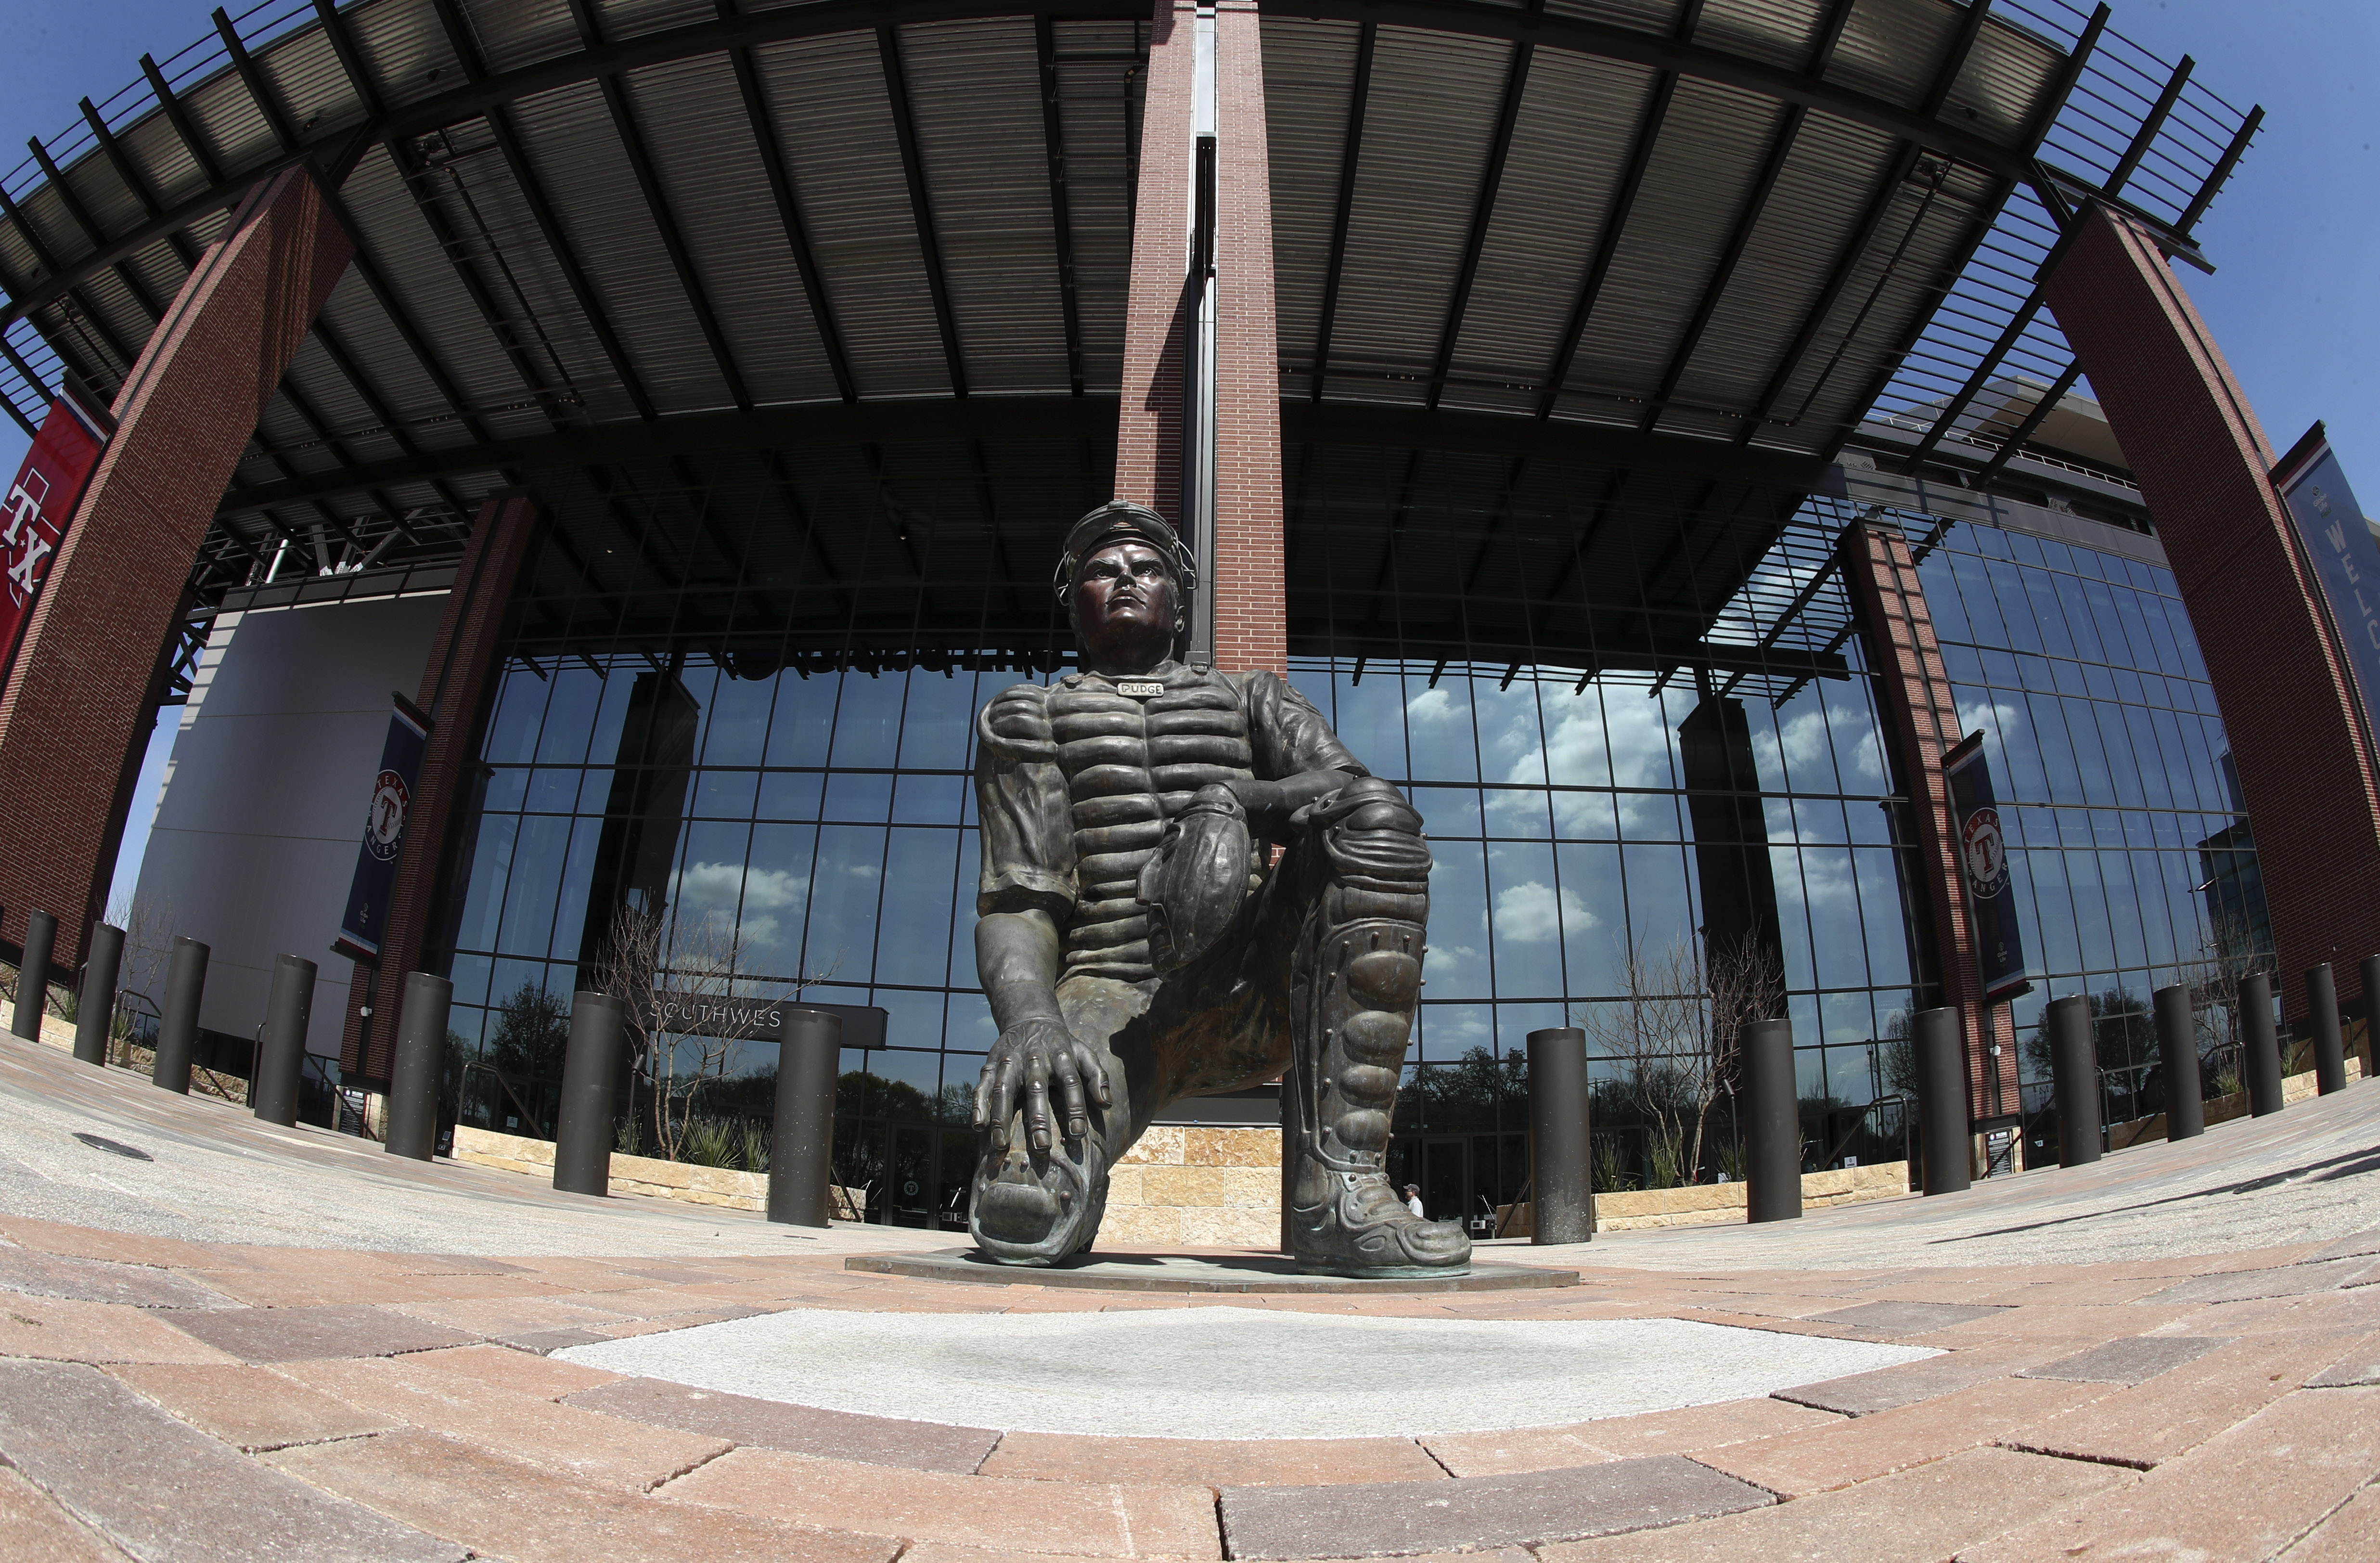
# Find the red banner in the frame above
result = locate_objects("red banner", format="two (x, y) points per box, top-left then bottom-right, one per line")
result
(0, 399), (109, 689)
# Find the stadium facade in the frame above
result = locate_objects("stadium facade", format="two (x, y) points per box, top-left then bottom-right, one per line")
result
(0, 0), (2358, 1224)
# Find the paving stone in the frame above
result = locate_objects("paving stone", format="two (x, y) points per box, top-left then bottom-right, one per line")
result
(0, 1215), (228, 1270)
(1219, 1455), (1770, 1559)
(273, 1426), (896, 1563)
(1537, 1446), (2131, 1563)
(504, 1326), (617, 1354)
(0, 1245), (233, 1309)
(0, 1359), (463, 1563)
(2018, 1334), (2230, 1384)
(0, 1291), (242, 1365)
(277, 1357), (730, 1492)
(1423, 1397), (1839, 1477)
(2278, 1482), (2380, 1562)
(399, 1343), (621, 1400)
(0, 1465), (120, 1562)
(166, 1303), (481, 1362)
(1960, 1385), (2380, 1563)
(657, 1445), (1221, 1557)
(2137, 1257), (2372, 1306)
(1802, 1300), (2011, 1337)
(2303, 1227), (2380, 1265)
(110, 1362), (403, 1451)
(1697, 1376), (2105, 1498)
(1999, 1329), (2375, 1469)
(1773, 1344), (2049, 1417)
(980, 1430), (1447, 1486)
(2304, 1330), (2380, 1387)
(567, 1375), (1000, 1474)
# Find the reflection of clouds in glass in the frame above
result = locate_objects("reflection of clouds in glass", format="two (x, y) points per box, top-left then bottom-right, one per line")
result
(1753, 704), (1885, 788)
(1494, 688), (1678, 834)
(1493, 880), (1592, 943)
(674, 860), (809, 945)
(1407, 687), (1464, 724)
(1424, 941), (1480, 980)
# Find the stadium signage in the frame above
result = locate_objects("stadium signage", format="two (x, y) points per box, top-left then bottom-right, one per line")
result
(0, 396), (109, 688)
(1944, 732), (2031, 1003)
(2274, 422), (2380, 752)
(332, 695), (431, 965)
(647, 993), (888, 1049)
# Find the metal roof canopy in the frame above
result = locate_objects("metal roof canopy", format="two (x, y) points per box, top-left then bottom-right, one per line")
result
(0, 0), (2255, 673)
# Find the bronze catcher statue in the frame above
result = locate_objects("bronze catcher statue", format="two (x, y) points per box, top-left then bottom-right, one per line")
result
(967, 500), (1469, 1277)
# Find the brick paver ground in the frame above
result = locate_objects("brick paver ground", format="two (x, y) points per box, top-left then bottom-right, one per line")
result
(1, 1037), (2377, 1558)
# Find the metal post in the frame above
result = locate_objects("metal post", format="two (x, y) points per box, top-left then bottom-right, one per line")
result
(769, 1007), (842, 1227)
(1913, 1005), (1971, 1196)
(2363, 954), (2380, 1082)
(2241, 970), (2284, 1116)
(553, 992), (626, 1197)
(2047, 995), (2100, 1165)
(151, 937), (208, 1094)
(1526, 1026), (1594, 1243)
(1743, 1017), (1801, 1222)
(1278, 1057), (1301, 1253)
(74, 922), (124, 1066)
(12, 909), (56, 1040)
(2306, 963), (2347, 1096)
(250, 956), (317, 1126)
(2153, 982), (2202, 1140)
(384, 972), (451, 1162)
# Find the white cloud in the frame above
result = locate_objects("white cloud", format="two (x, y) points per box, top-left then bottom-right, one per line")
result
(1493, 880), (1594, 943)
(1406, 686), (1463, 725)
(671, 860), (810, 946)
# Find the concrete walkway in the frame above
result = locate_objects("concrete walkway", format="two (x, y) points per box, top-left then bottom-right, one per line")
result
(0, 1033), (2376, 1559)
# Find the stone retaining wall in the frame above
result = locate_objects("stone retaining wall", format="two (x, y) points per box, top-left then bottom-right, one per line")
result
(1496, 1161), (1912, 1236)
(451, 1126), (865, 1219)
(1101, 1125), (1281, 1248)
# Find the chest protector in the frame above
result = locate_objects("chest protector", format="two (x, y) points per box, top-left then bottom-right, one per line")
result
(1045, 664), (1256, 982)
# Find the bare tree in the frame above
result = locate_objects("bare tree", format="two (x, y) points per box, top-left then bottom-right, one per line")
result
(105, 893), (176, 1065)
(592, 900), (840, 1163)
(1572, 932), (1782, 1187)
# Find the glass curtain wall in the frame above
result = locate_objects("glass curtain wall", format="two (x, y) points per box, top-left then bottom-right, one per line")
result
(1912, 511), (2271, 1137)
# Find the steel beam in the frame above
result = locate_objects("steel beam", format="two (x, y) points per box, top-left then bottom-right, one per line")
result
(1425, 38), (1533, 410)
(1036, 16), (1088, 397)
(1307, 22), (1375, 403)
(879, 26), (968, 397)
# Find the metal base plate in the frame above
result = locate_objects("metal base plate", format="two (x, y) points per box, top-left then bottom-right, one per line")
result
(844, 1247), (1579, 1293)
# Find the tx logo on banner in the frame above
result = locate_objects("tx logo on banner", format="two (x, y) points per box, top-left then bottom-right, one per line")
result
(0, 395), (110, 688)
(333, 695), (433, 966)
(1944, 730), (2032, 1003)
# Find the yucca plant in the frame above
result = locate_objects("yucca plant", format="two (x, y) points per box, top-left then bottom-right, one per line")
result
(738, 1122), (771, 1174)
(680, 1116), (737, 1167)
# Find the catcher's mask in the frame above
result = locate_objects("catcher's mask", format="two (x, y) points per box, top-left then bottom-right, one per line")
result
(1053, 501), (1198, 622)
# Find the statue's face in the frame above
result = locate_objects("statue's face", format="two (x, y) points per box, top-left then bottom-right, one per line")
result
(1072, 541), (1177, 665)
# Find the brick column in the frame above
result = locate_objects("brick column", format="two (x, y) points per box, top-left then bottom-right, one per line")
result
(1114, 0), (1286, 674)
(0, 167), (351, 965)
(2043, 204), (2380, 1013)
(1840, 520), (2021, 1124)
(339, 492), (540, 1087)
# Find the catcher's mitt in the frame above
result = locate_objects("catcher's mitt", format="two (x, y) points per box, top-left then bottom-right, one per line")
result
(1137, 784), (1252, 973)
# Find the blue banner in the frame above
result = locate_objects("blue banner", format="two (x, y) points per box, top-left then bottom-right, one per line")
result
(2275, 425), (2380, 747)
(1944, 734), (2031, 1002)
(332, 696), (430, 965)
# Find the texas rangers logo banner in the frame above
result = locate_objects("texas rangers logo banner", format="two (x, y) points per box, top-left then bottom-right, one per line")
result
(333, 696), (432, 965)
(1944, 732), (2031, 1003)
(0, 397), (109, 689)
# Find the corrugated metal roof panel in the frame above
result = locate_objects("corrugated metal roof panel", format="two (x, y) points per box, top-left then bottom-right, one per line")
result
(1321, 24), (1517, 407)
(1260, 16), (1359, 403)
(1697, 0), (1828, 74)
(1441, 49), (1660, 421)
(448, 0), (580, 78)
(1051, 18), (1144, 395)
(757, 28), (950, 400)
(504, 78), (735, 413)
(1823, 0), (1952, 114)
(1942, 10), (2062, 149)
(248, 19), (372, 144)
(899, 18), (1072, 397)
(619, 50), (843, 407)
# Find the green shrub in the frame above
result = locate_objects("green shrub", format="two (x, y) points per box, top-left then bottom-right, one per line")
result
(739, 1123), (771, 1174)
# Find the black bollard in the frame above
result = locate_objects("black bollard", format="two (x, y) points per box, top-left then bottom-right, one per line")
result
(2306, 964), (2348, 1096)
(2242, 971), (2284, 1116)
(2364, 955), (2380, 1083)
(2047, 995), (2100, 1166)
(74, 922), (124, 1067)
(1913, 1005), (1971, 1196)
(1743, 1017), (1801, 1223)
(768, 1008), (842, 1227)
(250, 956), (317, 1127)
(1526, 1026), (1594, 1243)
(12, 909), (56, 1041)
(553, 993), (626, 1197)
(384, 972), (451, 1162)
(2153, 983), (2203, 1141)
(152, 937), (209, 1094)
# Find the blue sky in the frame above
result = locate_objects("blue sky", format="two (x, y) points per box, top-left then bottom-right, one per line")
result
(0, 0), (2371, 900)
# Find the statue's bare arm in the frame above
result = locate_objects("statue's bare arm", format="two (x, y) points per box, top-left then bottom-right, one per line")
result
(973, 908), (1110, 1153)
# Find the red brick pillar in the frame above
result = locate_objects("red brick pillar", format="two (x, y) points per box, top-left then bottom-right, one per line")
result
(339, 491), (540, 1087)
(1840, 520), (2021, 1126)
(1114, 0), (1286, 674)
(2043, 204), (2380, 1012)
(0, 167), (350, 965)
